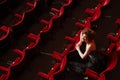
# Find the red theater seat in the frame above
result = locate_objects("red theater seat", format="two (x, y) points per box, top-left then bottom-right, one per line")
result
(0, 66), (10, 80)
(51, 8), (60, 15)
(26, 33), (39, 50)
(52, 51), (63, 61)
(38, 63), (60, 80)
(52, 44), (73, 60)
(25, 1), (37, 13)
(85, 4), (102, 21)
(54, 56), (67, 75)
(10, 49), (25, 67)
(12, 13), (25, 27)
(105, 43), (116, 55)
(0, 26), (10, 41)
(65, 36), (75, 42)
(40, 19), (49, 25)
(51, 7), (64, 19)
(107, 33), (118, 41)
(85, 68), (99, 80)
(75, 17), (91, 29)
(63, 0), (72, 6)
(40, 19), (53, 33)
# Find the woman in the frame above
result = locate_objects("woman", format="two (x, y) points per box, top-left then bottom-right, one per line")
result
(75, 28), (96, 60)
(67, 28), (106, 78)
(55, 29), (106, 80)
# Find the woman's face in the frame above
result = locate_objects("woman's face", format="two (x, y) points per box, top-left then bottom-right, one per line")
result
(82, 34), (88, 43)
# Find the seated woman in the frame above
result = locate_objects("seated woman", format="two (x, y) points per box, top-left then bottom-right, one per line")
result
(67, 28), (106, 78)
(55, 28), (106, 80)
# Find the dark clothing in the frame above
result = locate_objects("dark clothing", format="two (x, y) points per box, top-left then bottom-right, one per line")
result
(54, 50), (106, 80)
(67, 50), (106, 74)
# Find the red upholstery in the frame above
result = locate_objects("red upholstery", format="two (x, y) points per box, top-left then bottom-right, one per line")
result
(11, 0), (38, 27)
(38, 57), (67, 80)
(0, 26), (9, 32)
(99, 0), (110, 6)
(85, 68), (106, 80)
(105, 43), (116, 55)
(38, 72), (49, 79)
(75, 17), (91, 29)
(101, 51), (118, 74)
(66, 30), (82, 52)
(107, 27), (120, 53)
(26, 1), (37, 13)
(14, 13), (24, 19)
(40, 19), (49, 25)
(85, 8), (94, 15)
(54, 56), (67, 75)
(27, 33), (39, 41)
(52, 7), (64, 19)
(116, 28), (120, 37)
(52, 44), (73, 60)
(107, 34), (118, 41)
(91, 4), (102, 21)
(51, 8), (60, 14)
(116, 40), (120, 52)
(63, 0), (72, 6)
(52, 51), (63, 61)
(40, 19), (53, 33)
(10, 49), (25, 67)
(115, 18), (120, 25)
(0, 74), (7, 80)
(85, 68), (99, 80)
(26, 33), (39, 50)
(0, 66), (10, 80)
(65, 30), (81, 43)
(12, 13), (25, 27)
(38, 63), (60, 80)
(65, 36), (75, 42)
(62, 44), (74, 56)
(0, 0), (39, 42)
(0, 26), (10, 41)
(85, 4), (102, 21)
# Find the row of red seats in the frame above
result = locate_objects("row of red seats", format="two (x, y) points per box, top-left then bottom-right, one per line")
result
(39, 0), (72, 33)
(0, 0), (39, 41)
(37, 0), (114, 80)
(37, 0), (74, 80)
(0, 49), (24, 80)
(0, 34), (40, 79)
(0, 0), (72, 80)
(0, 0), (39, 80)
(76, 0), (110, 29)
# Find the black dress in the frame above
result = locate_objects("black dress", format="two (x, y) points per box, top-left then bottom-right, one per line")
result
(54, 48), (106, 80)
(67, 50), (106, 74)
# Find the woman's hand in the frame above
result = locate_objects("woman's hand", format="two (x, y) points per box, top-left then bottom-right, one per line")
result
(80, 31), (84, 42)
(75, 32), (83, 49)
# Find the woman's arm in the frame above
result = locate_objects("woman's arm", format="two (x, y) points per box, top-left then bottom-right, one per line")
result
(76, 43), (92, 59)
(75, 32), (83, 53)
(75, 31), (83, 47)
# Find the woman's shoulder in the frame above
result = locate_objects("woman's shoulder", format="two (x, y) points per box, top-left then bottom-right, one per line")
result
(86, 43), (96, 51)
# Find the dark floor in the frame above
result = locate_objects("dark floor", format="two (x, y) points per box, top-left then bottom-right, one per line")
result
(0, 0), (120, 80)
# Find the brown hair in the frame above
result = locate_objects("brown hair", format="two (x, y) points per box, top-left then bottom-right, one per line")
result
(82, 28), (96, 42)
